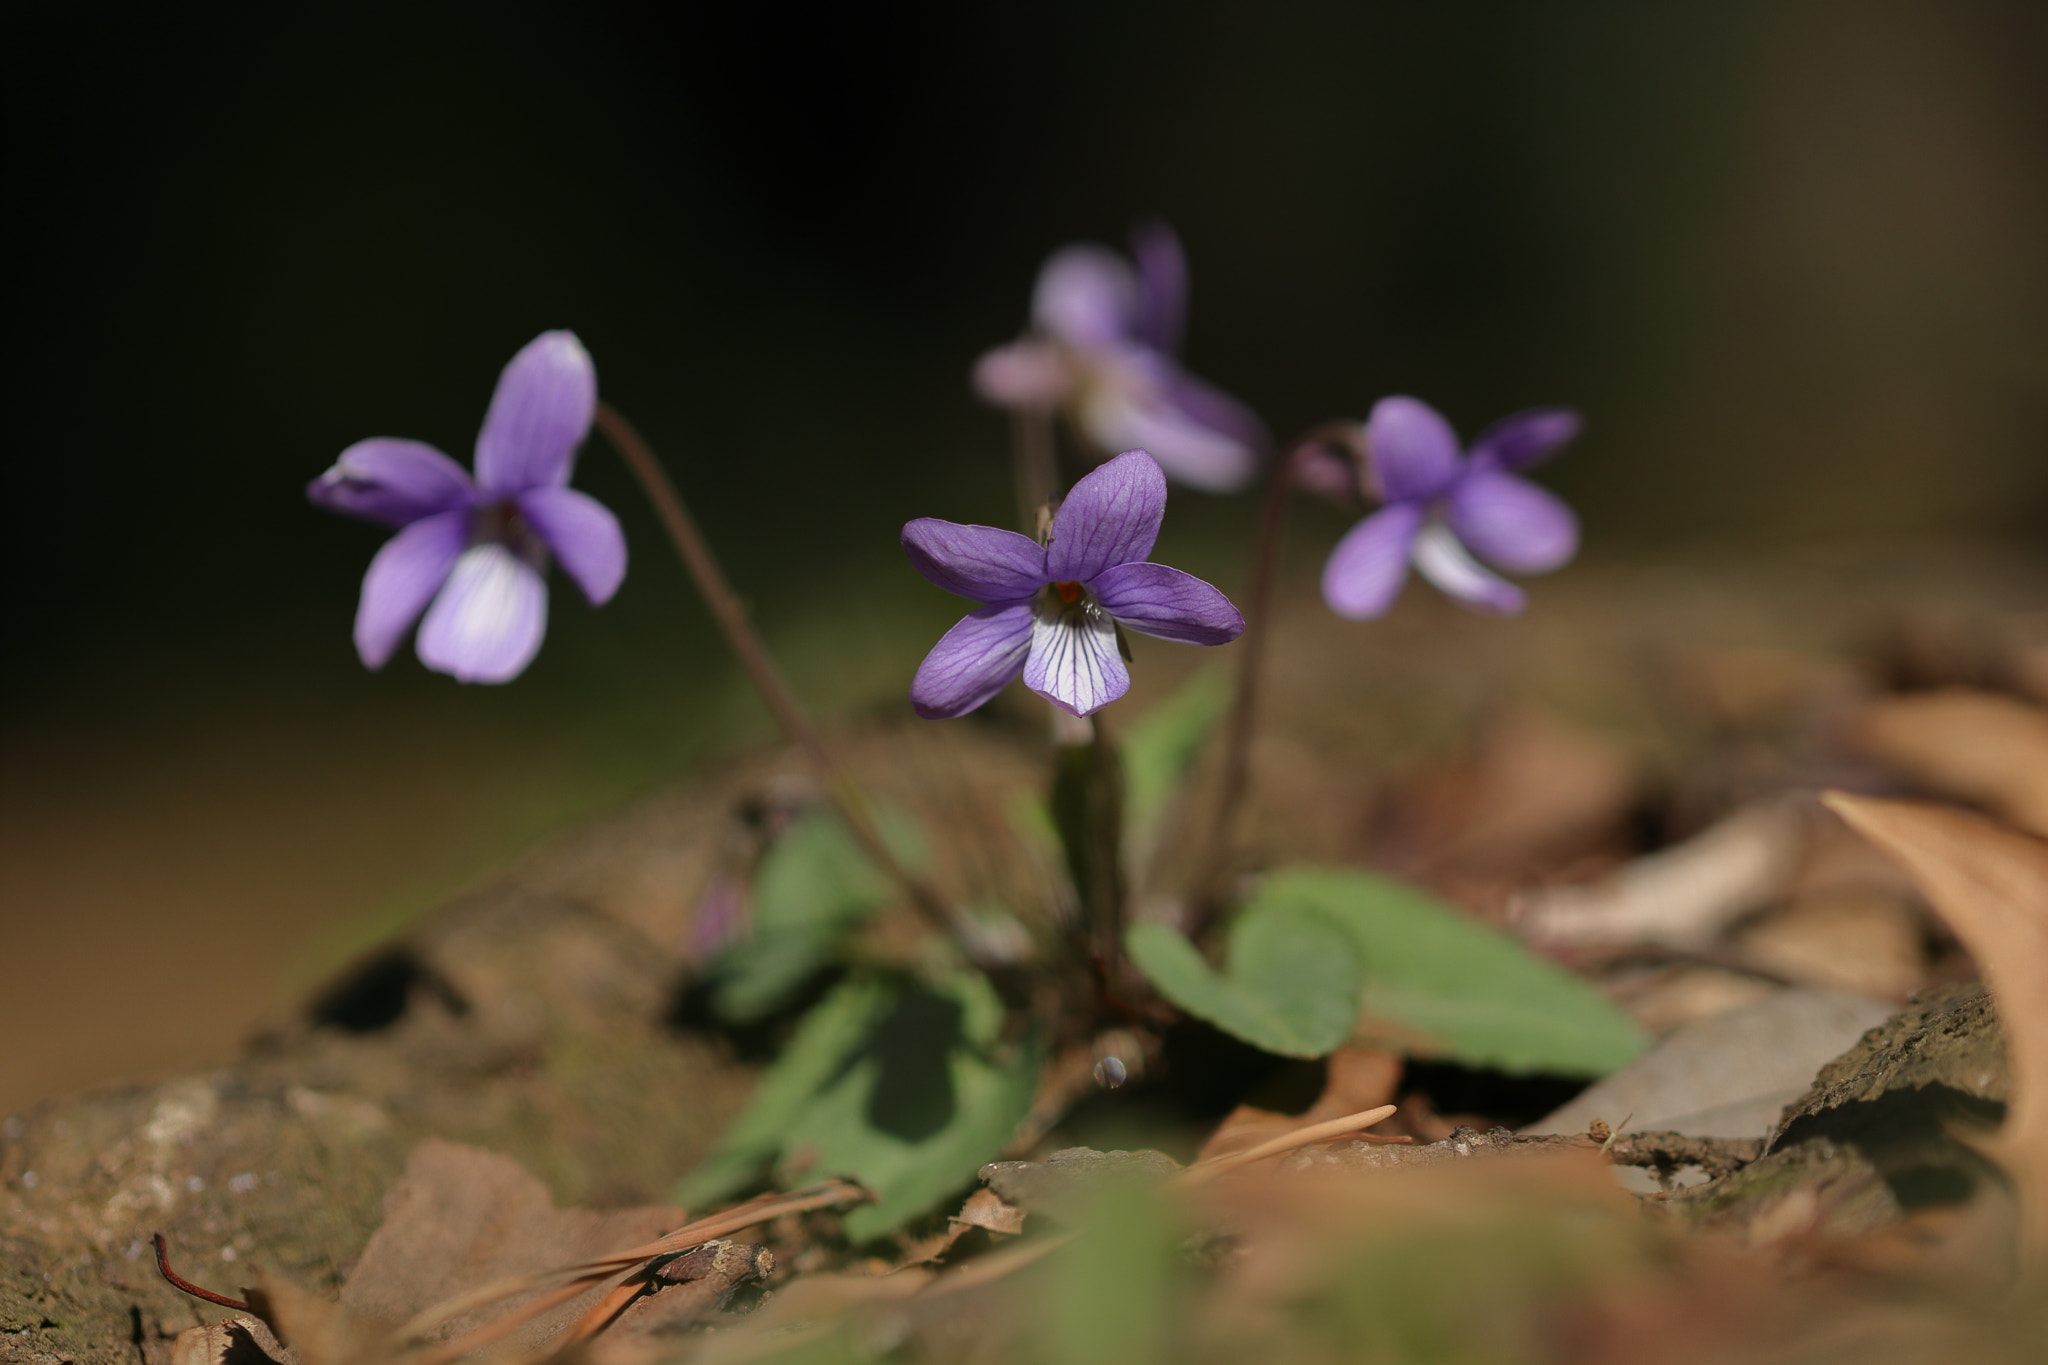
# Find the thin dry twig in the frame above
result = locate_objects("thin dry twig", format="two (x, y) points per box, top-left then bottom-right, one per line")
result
(1173, 1104), (1399, 1187)
(394, 1180), (865, 1350)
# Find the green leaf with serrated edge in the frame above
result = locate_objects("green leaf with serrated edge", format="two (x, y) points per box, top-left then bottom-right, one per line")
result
(1121, 666), (1231, 868)
(674, 976), (893, 1206)
(1126, 902), (1362, 1058)
(1257, 867), (1647, 1075)
(710, 807), (925, 1024)
(774, 972), (1041, 1241)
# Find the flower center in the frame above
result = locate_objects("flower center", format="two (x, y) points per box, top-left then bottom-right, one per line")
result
(1035, 579), (1101, 625)
(472, 499), (544, 563)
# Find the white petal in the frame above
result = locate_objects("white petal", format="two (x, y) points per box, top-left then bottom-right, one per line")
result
(1022, 611), (1130, 717)
(415, 542), (550, 682)
(1410, 521), (1526, 615)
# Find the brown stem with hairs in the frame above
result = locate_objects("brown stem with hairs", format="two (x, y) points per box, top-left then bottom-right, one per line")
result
(595, 403), (957, 944)
(1196, 421), (1368, 909)
(1012, 405), (1059, 534)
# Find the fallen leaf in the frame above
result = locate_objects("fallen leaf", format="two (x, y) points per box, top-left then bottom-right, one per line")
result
(1735, 892), (1924, 1000)
(950, 1187), (1027, 1237)
(169, 1316), (293, 1365)
(1528, 987), (1895, 1140)
(340, 1138), (686, 1348)
(250, 1270), (399, 1365)
(1855, 689), (2048, 837)
(1823, 793), (2048, 1277)
(1520, 801), (1807, 952)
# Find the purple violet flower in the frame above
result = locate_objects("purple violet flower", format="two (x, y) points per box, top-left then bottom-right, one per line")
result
(307, 330), (626, 683)
(1322, 397), (1581, 619)
(973, 223), (1266, 494)
(904, 449), (1245, 718)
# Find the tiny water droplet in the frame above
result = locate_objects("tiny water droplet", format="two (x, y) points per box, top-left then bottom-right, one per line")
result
(1092, 1056), (1128, 1088)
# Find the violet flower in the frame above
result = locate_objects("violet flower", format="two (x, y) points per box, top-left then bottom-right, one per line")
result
(973, 224), (1266, 494)
(904, 450), (1244, 718)
(1322, 396), (1580, 619)
(307, 330), (625, 683)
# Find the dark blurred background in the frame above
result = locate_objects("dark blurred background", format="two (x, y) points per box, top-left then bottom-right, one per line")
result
(6, 0), (2048, 1111)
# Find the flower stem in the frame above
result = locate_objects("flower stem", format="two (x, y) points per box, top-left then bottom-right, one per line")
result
(1198, 421), (1366, 902)
(1011, 405), (1059, 534)
(595, 403), (959, 943)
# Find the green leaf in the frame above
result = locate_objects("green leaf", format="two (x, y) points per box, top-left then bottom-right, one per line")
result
(777, 972), (1041, 1241)
(680, 971), (1039, 1239)
(674, 975), (895, 1206)
(1120, 666), (1231, 867)
(710, 807), (924, 1024)
(1125, 902), (1362, 1058)
(1034, 1172), (1182, 1365)
(1253, 867), (1646, 1076)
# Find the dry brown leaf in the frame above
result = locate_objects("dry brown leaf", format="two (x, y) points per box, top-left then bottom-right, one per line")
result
(1519, 801), (1806, 951)
(950, 1187), (1027, 1237)
(1193, 1047), (1403, 1164)
(1855, 688), (2048, 838)
(169, 1316), (293, 1365)
(250, 1270), (402, 1365)
(1822, 793), (2048, 1277)
(339, 1138), (685, 1351)
(1735, 892), (1924, 1000)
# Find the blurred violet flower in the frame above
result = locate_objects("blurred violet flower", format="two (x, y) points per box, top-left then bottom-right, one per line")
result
(904, 449), (1244, 718)
(973, 224), (1266, 494)
(1322, 397), (1580, 619)
(307, 330), (625, 683)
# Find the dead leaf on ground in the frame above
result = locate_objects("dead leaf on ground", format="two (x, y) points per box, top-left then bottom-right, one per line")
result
(340, 1138), (686, 1347)
(1735, 892), (1925, 1001)
(169, 1315), (293, 1365)
(1519, 801), (1807, 952)
(1855, 689), (2048, 838)
(250, 1270), (398, 1365)
(950, 1187), (1027, 1237)
(1823, 793), (2048, 1277)
(1194, 1047), (1404, 1164)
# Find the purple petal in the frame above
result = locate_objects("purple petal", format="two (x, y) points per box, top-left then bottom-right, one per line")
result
(1411, 522), (1526, 614)
(1446, 470), (1579, 574)
(1321, 502), (1423, 620)
(1160, 366), (1268, 456)
(474, 330), (597, 496)
(1023, 612), (1130, 717)
(1092, 562), (1244, 645)
(972, 341), (1072, 408)
(1129, 220), (1187, 354)
(518, 485), (627, 605)
(911, 602), (1035, 719)
(1081, 396), (1258, 494)
(353, 508), (471, 668)
(416, 542), (550, 682)
(309, 438), (477, 527)
(1046, 449), (1167, 581)
(1467, 407), (1582, 472)
(1032, 245), (1139, 348)
(1366, 396), (1463, 502)
(902, 519), (1047, 603)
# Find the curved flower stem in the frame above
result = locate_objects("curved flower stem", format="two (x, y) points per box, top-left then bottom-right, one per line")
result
(595, 403), (958, 944)
(1197, 421), (1367, 907)
(1011, 405), (1059, 534)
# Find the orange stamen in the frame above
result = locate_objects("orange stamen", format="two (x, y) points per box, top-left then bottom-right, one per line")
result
(1054, 580), (1082, 604)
